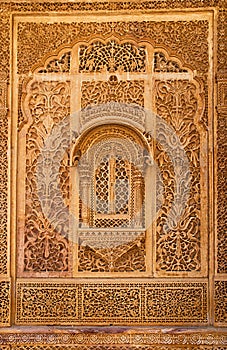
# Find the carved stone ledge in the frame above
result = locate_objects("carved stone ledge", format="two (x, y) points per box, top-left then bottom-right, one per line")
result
(0, 327), (226, 347)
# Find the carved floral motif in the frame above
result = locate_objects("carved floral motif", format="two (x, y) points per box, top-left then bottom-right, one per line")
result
(21, 81), (71, 274)
(155, 80), (202, 272)
(81, 78), (144, 109)
(78, 232), (146, 272)
(0, 331), (226, 347)
(145, 283), (207, 323)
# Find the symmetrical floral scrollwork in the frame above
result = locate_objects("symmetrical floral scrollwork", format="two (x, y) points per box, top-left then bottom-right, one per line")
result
(78, 232), (146, 272)
(216, 81), (227, 274)
(17, 21), (209, 75)
(20, 80), (71, 274)
(74, 124), (146, 273)
(0, 280), (10, 326)
(154, 80), (202, 272)
(81, 78), (144, 109)
(79, 40), (146, 73)
(215, 281), (227, 325)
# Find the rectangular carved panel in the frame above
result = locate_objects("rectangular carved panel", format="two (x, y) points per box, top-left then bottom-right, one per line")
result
(214, 280), (227, 326)
(0, 279), (11, 326)
(16, 281), (207, 325)
(144, 283), (207, 324)
(154, 79), (207, 275)
(0, 75), (9, 276)
(16, 282), (78, 324)
(216, 77), (227, 274)
(17, 80), (71, 277)
(81, 79), (144, 109)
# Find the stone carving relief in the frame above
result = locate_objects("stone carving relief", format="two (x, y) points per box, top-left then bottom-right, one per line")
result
(81, 77), (144, 109)
(0, 280), (10, 326)
(16, 281), (208, 325)
(73, 124), (147, 274)
(216, 71), (227, 274)
(154, 52), (188, 73)
(154, 80), (204, 273)
(215, 281), (227, 325)
(18, 80), (71, 275)
(3, 346), (223, 350)
(0, 75), (8, 276)
(145, 283), (207, 323)
(37, 52), (71, 73)
(16, 283), (78, 324)
(0, 331), (226, 348)
(79, 102), (146, 132)
(78, 231), (146, 272)
(79, 40), (146, 73)
(17, 21), (209, 75)
(0, 0), (223, 338)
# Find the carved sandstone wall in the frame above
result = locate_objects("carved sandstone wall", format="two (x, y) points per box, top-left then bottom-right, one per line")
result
(0, 1), (226, 348)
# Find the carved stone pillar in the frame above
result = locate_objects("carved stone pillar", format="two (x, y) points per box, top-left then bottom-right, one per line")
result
(79, 164), (91, 227)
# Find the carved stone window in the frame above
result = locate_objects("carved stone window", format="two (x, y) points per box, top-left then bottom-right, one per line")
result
(77, 136), (145, 229)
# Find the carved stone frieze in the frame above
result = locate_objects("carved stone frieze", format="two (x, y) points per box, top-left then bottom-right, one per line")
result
(38, 52), (71, 73)
(16, 282), (78, 324)
(6, 346), (215, 350)
(145, 283), (207, 323)
(0, 330), (226, 347)
(78, 231), (146, 272)
(17, 21), (209, 75)
(16, 281), (208, 325)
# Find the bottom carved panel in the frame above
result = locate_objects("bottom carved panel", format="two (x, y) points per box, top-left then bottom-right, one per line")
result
(16, 281), (208, 325)
(215, 280), (227, 326)
(0, 279), (11, 326)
